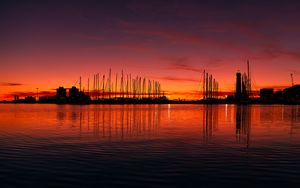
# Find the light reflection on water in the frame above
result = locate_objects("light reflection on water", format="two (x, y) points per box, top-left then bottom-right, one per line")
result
(0, 104), (300, 187)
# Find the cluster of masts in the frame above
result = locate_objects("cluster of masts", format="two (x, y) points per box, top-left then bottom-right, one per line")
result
(32, 61), (258, 103)
(202, 70), (219, 100)
(77, 68), (163, 100)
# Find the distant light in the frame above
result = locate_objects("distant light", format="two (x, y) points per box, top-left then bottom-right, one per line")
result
(168, 104), (171, 119)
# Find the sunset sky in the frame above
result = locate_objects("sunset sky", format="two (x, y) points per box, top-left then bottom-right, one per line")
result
(1, 0), (300, 100)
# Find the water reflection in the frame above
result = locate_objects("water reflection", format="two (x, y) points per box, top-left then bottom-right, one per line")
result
(2, 105), (300, 187)
(289, 105), (300, 135)
(1, 104), (300, 146)
(202, 105), (251, 147)
(55, 105), (161, 140)
(202, 104), (219, 143)
(235, 105), (251, 147)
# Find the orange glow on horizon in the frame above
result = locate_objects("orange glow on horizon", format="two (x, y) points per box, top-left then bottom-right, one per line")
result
(0, 64), (294, 101)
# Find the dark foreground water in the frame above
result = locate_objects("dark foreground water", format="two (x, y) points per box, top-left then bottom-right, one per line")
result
(0, 104), (300, 187)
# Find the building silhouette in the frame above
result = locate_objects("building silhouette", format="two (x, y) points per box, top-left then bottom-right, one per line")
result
(235, 72), (242, 101)
(69, 86), (79, 98)
(24, 96), (36, 103)
(56, 87), (67, 99)
(273, 90), (283, 102)
(283, 85), (300, 102)
(260, 88), (274, 102)
(14, 95), (19, 102)
(235, 69), (251, 103)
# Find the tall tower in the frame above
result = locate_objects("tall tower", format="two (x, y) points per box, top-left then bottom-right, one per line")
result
(247, 60), (251, 98)
(235, 71), (242, 100)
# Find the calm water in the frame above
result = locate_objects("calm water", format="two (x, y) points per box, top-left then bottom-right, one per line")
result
(0, 104), (300, 187)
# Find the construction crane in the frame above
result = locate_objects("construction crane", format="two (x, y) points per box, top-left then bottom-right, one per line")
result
(291, 73), (294, 86)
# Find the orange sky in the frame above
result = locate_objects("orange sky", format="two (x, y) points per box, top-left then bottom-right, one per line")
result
(1, 0), (300, 100)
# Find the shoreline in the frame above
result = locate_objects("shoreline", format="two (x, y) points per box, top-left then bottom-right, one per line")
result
(1, 100), (299, 105)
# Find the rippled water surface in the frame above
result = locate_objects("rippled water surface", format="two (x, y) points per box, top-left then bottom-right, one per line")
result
(1, 104), (300, 187)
